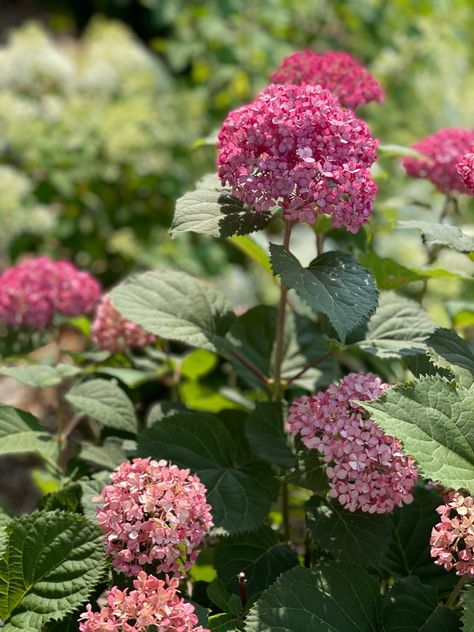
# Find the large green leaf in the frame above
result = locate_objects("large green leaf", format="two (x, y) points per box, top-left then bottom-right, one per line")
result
(305, 497), (391, 568)
(398, 220), (474, 253)
(284, 443), (329, 495)
(214, 526), (298, 598)
(427, 328), (474, 388)
(358, 251), (462, 290)
(80, 437), (128, 470)
(382, 576), (460, 631)
(245, 563), (380, 632)
(171, 175), (271, 238)
(110, 269), (235, 353)
(356, 291), (436, 358)
(0, 364), (81, 388)
(270, 246), (378, 342)
(384, 486), (457, 592)
(462, 585), (474, 631)
(0, 511), (106, 630)
(0, 405), (58, 468)
(245, 402), (295, 468)
(226, 305), (338, 390)
(66, 378), (137, 434)
(137, 412), (278, 534)
(361, 377), (474, 492)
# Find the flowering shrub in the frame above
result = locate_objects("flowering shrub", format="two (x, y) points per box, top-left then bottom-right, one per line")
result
(92, 295), (157, 352)
(79, 572), (209, 631)
(403, 128), (474, 193)
(0, 256), (100, 328)
(270, 50), (384, 110)
(217, 83), (378, 230)
(0, 27), (473, 632)
(95, 458), (213, 577)
(457, 153), (474, 194)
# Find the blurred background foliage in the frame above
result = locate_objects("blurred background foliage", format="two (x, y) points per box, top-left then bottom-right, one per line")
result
(0, 0), (473, 314)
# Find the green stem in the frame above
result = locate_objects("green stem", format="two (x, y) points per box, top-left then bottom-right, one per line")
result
(272, 220), (292, 402)
(446, 576), (467, 609)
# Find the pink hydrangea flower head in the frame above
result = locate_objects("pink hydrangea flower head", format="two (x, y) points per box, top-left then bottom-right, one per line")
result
(92, 295), (157, 352)
(270, 50), (384, 110)
(402, 128), (474, 193)
(79, 572), (209, 631)
(95, 458), (213, 577)
(286, 372), (417, 513)
(456, 153), (474, 195)
(0, 256), (101, 329)
(430, 491), (474, 577)
(217, 83), (378, 232)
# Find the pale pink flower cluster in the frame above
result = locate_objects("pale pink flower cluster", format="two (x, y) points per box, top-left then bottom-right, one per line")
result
(270, 50), (384, 110)
(95, 458), (213, 577)
(430, 491), (474, 577)
(456, 153), (474, 195)
(79, 572), (209, 631)
(403, 128), (474, 194)
(0, 256), (100, 329)
(286, 373), (417, 513)
(217, 83), (378, 232)
(92, 295), (157, 352)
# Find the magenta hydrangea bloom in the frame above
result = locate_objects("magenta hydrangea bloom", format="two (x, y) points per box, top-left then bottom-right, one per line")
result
(79, 572), (209, 631)
(430, 491), (474, 577)
(92, 295), (157, 352)
(403, 128), (474, 193)
(270, 50), (384, 110)
(0, 256), (101, 329)
(286, 373), (417, 513)
(456, 153), (474, 195)
(95, 458), (213, 577)
(217, 83), (378, 232)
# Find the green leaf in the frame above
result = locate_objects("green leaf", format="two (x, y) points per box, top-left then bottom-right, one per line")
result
(361, 377), (474, 492)
(137, 412), (278, 534)
(427, 328), (474, 388)
(244, 563), (380, 632)
(110, 269), (235, 353)
(209, 612), (240, 631)
(171, 175), (271, 238)
(229, 236), (272, 275)
(384, 486), (457, 592)
(0, 405), (58, 468)
(214, 526), (298, 598)
(80, 437), (127, 470)
(378, 144), (427, 159)
(0, 511), (106, 630)
(245, 402), (295, 468)
(284, 443), (329, 494)
(0, 364), (81, 388)
(305, 497), (391, 568)
(462, 585), (474, 631)
(358, 251), (462, 290)
(270, 246), (378, 342)
(179, 380), (240, 413)
(66, 378), (136, 434)
(382, 576), (460, 631)
(207, 578), (233, 611)
(78, 473), (109, 522)
(398, 220), (474, 254)
(227, 305), (338, 390)
(356, 291), (435, 358)
(38, 484), (83, 513)
(181, 349), (218, 380)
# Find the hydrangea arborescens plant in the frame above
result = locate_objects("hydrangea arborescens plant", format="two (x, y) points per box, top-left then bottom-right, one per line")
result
(95, 458), (213, 577)
(0, 42), (473, 632)
(92, 294), (157, 352)
(270, 50), (384, 110)
(217, 83), (378, 231)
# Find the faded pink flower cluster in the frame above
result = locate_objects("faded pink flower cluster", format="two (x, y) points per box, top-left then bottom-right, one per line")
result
(92, 295), (157, 352)
(79, 572), (209, 631)
(430, 491), (474, 577)
(286, 373), (417, 513)
(0, 256), (100, 329)
(217, 83), (378, 232)
(270, 50), (384, 110)
(457, 153), (474, 194)
(96, 458), (213, 577)
(403, 128), (474, 194)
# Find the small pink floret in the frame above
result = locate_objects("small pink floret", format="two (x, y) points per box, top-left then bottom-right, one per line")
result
(456, 153), (474, 195)
(95, 458), (213, 577)
(286, 372), (417, 513)
(78, 571), (210, 631)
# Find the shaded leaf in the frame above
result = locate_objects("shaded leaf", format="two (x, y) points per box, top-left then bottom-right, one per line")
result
(245, 402), (295, 468)
(427, 328), (474, 388)
(0, 364), (81, 388)
(398, 220), (474, 254)
(0, 405), (58, 468)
